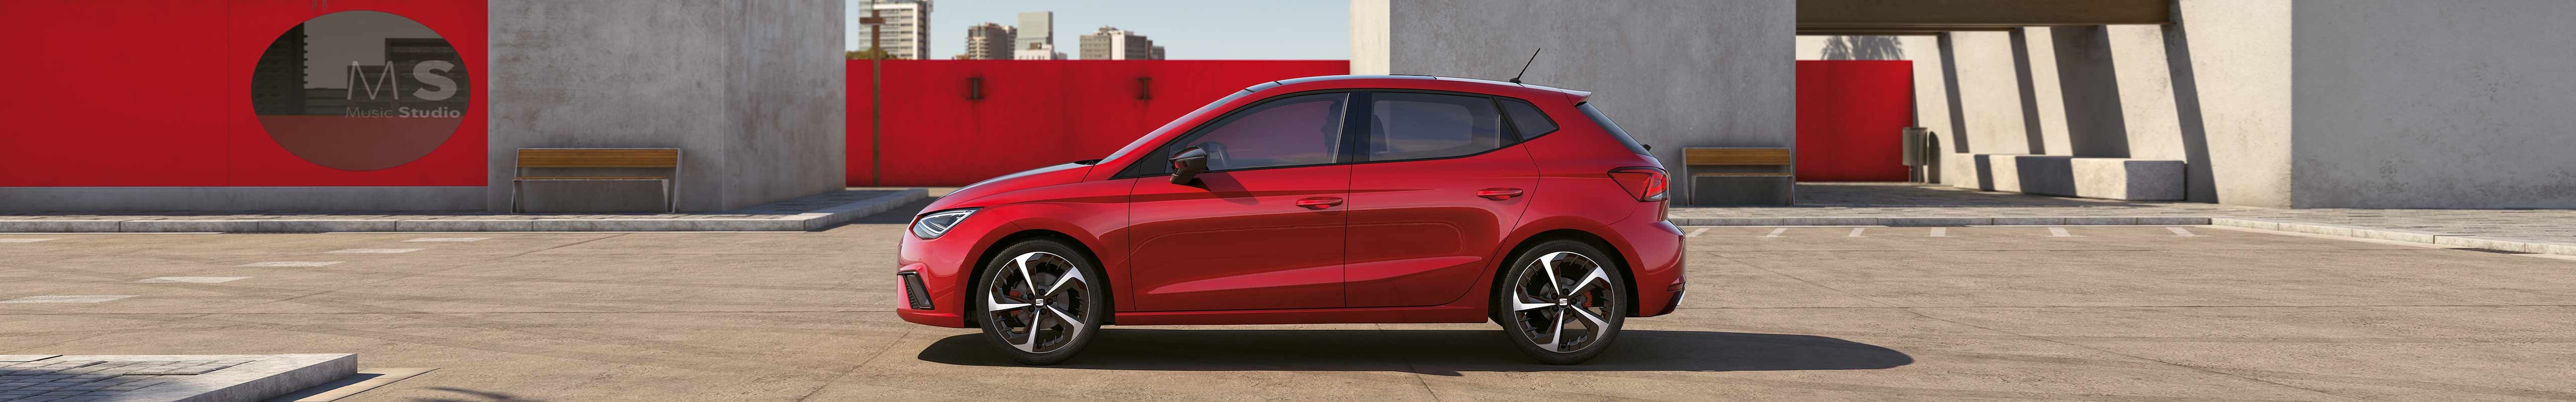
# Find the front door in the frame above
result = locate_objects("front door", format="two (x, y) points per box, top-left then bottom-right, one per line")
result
(1126, 92), (1356, 311)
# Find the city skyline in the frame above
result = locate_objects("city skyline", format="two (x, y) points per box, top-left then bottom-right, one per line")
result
(844, 0), (1345, 60)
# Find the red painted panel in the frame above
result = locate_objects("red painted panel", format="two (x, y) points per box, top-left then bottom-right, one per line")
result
(1794, 60), (1913, 182)
(0, 0), (487, 187)
(849, 60), (1349, 186)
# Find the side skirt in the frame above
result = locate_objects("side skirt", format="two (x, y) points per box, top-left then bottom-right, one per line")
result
(1113, 305), (1486, 326)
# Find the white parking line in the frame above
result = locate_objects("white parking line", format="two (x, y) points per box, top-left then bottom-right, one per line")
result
(0, 238), (58, 243)
(2168, 227), (2199, 237)
(1929, 228), (1950, 237)
(1, 295), (133, 304)
(238, 261), (343, 267)
(133, 276), (250, 284)
(1762, 228), (1788, 238)
(2048, 227), (2078, 237)
(1846, 228), (1867, 237)
(329, 249), (422, 254)
(1685, 228), (1709, 238)
(404, 237), (488, 242)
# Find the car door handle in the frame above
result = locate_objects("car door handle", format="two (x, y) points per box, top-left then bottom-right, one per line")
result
(1476, 188), (1526, 200)
(1294, 197), (1344, 210)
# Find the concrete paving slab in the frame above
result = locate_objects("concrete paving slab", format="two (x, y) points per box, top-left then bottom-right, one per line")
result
(0, 188), (930, 233)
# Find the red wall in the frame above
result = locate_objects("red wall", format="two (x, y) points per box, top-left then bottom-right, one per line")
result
(849, 60), (1349, 186)
(1794, 60), (1914, 182)
(0, 0), (487, 187)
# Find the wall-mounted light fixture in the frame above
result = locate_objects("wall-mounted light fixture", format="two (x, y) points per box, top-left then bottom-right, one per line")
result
(1137, 77), (1152, 100)
(966, 77), (984, 100)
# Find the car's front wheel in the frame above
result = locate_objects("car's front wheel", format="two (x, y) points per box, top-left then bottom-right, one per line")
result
(1496, 240), (1628, 364)
(975, 239), (1106, 365)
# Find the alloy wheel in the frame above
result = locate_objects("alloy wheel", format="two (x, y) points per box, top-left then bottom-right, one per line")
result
(984, 251), (1091, 354)
(1507, 251), (1619, 353)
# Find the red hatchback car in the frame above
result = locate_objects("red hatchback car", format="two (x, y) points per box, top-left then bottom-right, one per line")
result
(895, 75), (1685, 365)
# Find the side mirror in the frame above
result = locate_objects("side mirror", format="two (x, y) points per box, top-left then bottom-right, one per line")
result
(1169, 147), (1210, 185)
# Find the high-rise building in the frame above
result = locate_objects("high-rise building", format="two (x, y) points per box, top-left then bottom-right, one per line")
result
(1013, 43), (1064, 60)
(1150, 45), (1166, 60)
(961, 23), (1015, 60)
(1078, 26), (1156, 60)
(1013, 11), (1052, 57)
(862, 0), (930, 59)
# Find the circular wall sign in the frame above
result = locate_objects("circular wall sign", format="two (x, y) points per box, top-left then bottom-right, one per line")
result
(249, 10), (468, 171)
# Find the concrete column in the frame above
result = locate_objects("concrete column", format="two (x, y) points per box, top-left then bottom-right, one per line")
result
(1360, 0), (1794, 198)
(2010, 27), (2074, 156)
(485, 0), (846, 212)
(2168, 0), (2293, 206)
(1942, 31), (2032, 158)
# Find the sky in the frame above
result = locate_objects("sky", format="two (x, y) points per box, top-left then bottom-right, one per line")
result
(846, 0), (1349, 60)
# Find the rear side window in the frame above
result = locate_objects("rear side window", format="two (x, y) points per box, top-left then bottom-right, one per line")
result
(1498, 99), (1557, 139)
(1364, 92), (1506, 162)
(1576, 102), (1651, 155)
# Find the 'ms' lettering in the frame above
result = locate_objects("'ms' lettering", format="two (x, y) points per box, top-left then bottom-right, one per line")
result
(413, 61), (457, 101)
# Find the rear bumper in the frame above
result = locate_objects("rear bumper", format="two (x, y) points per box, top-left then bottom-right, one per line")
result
(1606, 218), (1686, 317)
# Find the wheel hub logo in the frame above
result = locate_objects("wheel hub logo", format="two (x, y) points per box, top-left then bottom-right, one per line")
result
(249, 11), (468, 171)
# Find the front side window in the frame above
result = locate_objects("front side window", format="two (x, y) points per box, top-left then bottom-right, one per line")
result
(1365, 92), (1505, 162)
(1166, 93), (1349, 171)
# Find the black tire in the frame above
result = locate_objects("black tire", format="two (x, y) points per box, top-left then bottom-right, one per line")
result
(1495, 239), (1628, 364)
(973, 239), (1107, 365)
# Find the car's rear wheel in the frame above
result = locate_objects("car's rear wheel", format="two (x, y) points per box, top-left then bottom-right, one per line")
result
(975, 239), (1105, 365)
(1496, 240), (1627, 364)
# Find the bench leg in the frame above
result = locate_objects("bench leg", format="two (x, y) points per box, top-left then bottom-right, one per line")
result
(663, 179), (675, 214)
(510, 180), (523, 214)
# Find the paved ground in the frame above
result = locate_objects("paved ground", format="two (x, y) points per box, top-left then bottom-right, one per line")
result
(0, 189), (928, 233)
(1681, 182), (2576, 248)
(4, 219), (2574, 401)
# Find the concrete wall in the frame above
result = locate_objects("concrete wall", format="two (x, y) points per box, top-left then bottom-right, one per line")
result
(0, 187), (484, 212)
(2290, 0), (2576, 208)
(487, 0), (845, 212)
(1354, 0), (1795, 197)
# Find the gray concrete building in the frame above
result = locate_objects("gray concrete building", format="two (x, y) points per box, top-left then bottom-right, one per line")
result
(962, 23), (1014, 60)
(1013, 11), (1053, 58)
(1362, 0), (2576, 209)
(1078, 26), (1158, 60)
(486, 0), (845, 212)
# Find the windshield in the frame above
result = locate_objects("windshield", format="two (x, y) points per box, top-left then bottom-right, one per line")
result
(1097, 89), (1257, 163)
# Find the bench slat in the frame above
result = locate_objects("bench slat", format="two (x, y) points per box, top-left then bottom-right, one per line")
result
(1683, 148), (1793, 166)
(517, 149), (680, 168)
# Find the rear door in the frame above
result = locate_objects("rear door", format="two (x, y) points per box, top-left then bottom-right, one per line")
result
(1342, 92), (1549, 307)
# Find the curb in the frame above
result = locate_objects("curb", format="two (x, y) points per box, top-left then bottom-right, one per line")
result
(1668, 216), (2574, 256)
(0, 189), (932, 233)
(2210, 218), (2576, 256)
(1670, 216), (2211, 226)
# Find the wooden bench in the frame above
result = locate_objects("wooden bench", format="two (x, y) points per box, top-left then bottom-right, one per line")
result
(1681, 147), (1794, 205)
(512, 148), (681, 213)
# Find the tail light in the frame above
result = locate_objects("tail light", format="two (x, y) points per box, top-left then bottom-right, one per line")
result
(1607, 167), (1669, 202)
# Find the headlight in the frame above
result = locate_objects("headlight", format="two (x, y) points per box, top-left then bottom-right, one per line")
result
(910, 208), (978, 239)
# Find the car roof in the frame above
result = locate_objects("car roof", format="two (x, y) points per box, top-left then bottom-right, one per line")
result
(1242, 75), (1593, 101)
